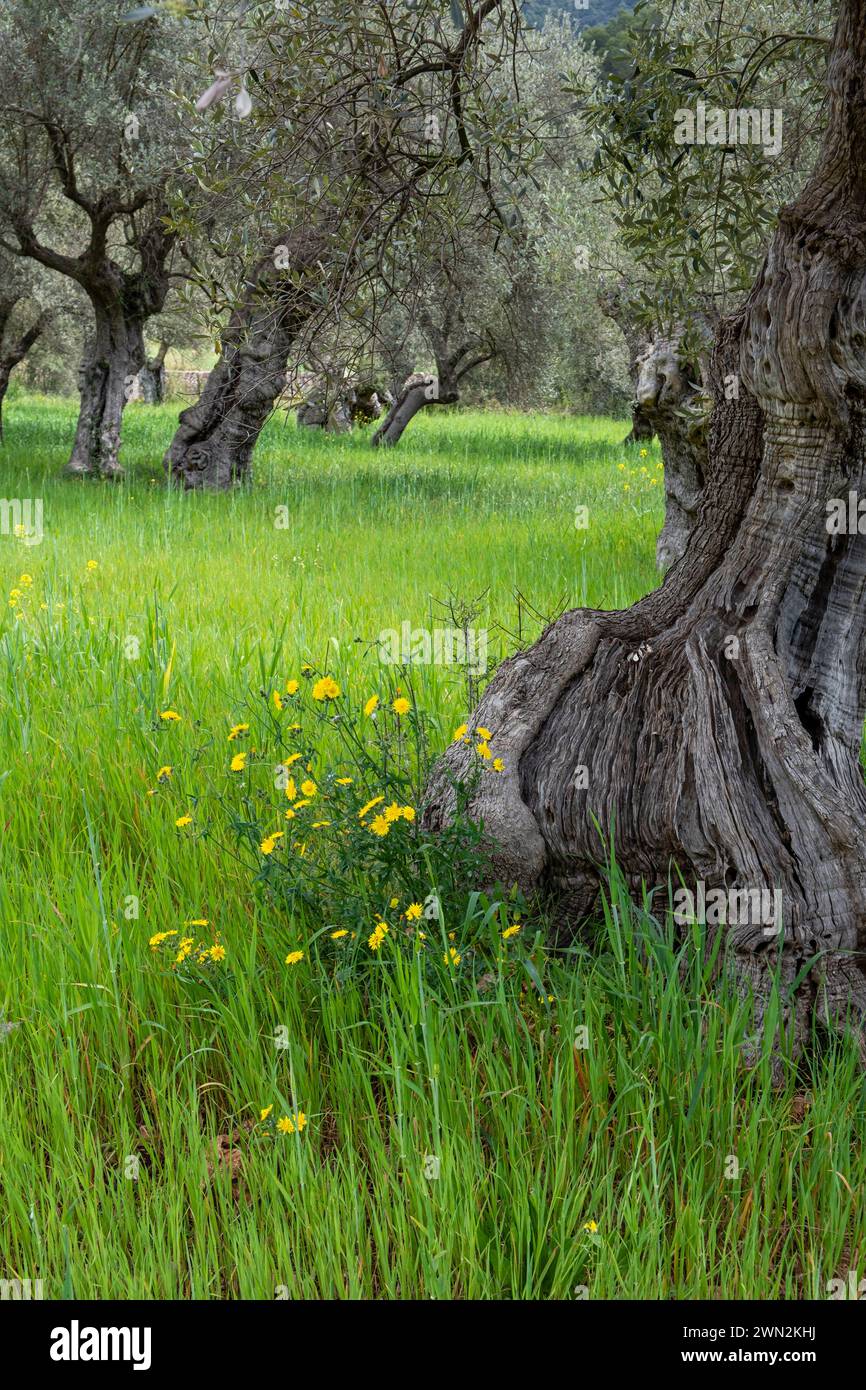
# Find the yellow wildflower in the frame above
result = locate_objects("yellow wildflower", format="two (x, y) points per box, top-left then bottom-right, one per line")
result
(364, 694), (379, 716)
(368, 922), (389, 951)
(312, 676), (340, 701)
(285, 950), (304, 966)
(277, 1112), (307, 1134)
(230, 752), (247, 772)
(149, 930), (177, 949)
(392, 696), (410, 716)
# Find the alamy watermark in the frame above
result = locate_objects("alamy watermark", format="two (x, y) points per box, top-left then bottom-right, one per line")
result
(377, 621), (487, 675)
(673, 881), (782, 935)
(1, 1277), (44, 1299)
(674, 102), (782, 159)
(0, 497), (43, 547)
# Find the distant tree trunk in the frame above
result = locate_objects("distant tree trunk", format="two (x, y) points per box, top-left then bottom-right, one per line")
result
(372, 294), (494, 449)
(425, 0), (866, 1072)
(10, 208), (174, 479)
(0, 300), (52, 440)
(631, 335), (710, 571)
(371, 372), (456, 447)
(165, 229), (335, 488)
(67, 302), (146, 478)
(622, 407), (654, 447)
(598, 283), (712, 570)
(138, 340), (169, 404)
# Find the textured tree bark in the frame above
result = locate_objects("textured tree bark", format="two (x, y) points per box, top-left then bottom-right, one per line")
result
(66, 303), (146, 478)
(425, 0), (866, 1069)
(164, 229), (332, 488)
(598, 283), (711, 570)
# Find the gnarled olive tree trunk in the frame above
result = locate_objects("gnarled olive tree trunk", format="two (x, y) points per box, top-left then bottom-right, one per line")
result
(164, 228), (334, 488)
(67, 301), (146, 478)
(371, 371), (456, 446)
(372, 297), (494, 448)
(598, 284), (711, 570)
(425, 0), (866, 1069)
(62, 214), (174, 479)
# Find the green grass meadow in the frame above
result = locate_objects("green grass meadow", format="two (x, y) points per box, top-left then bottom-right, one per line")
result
(1, 394), (864, 1300)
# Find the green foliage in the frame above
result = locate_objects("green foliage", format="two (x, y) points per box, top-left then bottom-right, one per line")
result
(578, 0), (833, 330)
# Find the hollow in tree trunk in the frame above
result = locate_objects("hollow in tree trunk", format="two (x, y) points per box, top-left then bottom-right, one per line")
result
(622, 406), (654, 447)
(425, 0), (866, 1071)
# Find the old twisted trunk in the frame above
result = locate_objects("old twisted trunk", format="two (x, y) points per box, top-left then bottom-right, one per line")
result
(424, 0), (866, 1068)
(164, 228), (335, 488)
(371, 372), (456, 447)
(66, 214), (173, 479)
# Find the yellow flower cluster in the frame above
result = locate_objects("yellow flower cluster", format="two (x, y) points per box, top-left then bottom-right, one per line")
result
(368, 920), (389, 951)
(148, 926), (225, 967)
(259, 1105), (307, 1136)
(452, 723), (505, 773)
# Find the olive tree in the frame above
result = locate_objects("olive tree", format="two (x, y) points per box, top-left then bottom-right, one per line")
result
(426, 0), (866, 1070)
(0, 0), (189, 475)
